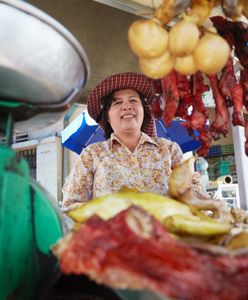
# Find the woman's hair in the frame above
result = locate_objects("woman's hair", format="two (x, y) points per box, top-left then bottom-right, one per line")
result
(99, 89), (151, 139)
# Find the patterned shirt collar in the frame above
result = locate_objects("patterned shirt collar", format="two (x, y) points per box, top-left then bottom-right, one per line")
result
(109, 132), (158, 150)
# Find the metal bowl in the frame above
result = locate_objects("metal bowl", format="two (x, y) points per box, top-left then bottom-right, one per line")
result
(0, 0), (90, 110)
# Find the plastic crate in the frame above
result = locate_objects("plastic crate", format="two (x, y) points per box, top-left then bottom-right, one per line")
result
(220, 168), (230, 176)
(221, 144), (234, 156)
(217, 161), (230, 167)
(207, 145), (221, 157)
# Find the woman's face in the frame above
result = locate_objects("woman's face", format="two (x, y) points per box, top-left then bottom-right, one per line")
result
(107, 89), (144, 136)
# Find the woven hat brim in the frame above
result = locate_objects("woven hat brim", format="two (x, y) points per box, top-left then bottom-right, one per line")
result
(87, 72), (156, 137)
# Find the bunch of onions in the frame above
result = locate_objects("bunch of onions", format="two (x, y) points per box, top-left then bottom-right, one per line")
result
(128, 18), (173, 79)
(193, 28), (231, 75)
(128, 17), (231, 79)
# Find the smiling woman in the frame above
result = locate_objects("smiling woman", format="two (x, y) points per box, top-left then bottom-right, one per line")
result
(104, 89), (145, 151)
(62, 72), (209, 209)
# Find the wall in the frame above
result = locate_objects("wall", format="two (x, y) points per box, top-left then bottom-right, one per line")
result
(36, 136), (63, 202)
(12, 137), (63, 202)
(28, 0), (141, 102)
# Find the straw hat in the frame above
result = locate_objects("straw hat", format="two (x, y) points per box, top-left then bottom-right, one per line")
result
(87, 72), (156, 136)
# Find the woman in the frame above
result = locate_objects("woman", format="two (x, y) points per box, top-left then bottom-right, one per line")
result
(62, 72), (206, 208)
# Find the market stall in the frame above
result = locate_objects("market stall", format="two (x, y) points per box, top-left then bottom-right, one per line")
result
(1, 1), (248, 300)
(54, 1), (248, 299)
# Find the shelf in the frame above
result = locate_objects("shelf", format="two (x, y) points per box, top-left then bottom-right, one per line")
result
(206, 184), (240, 208)
(205, 153), (237, 182)
(206, 144), (234, 158)
(206, 155), (235, 159)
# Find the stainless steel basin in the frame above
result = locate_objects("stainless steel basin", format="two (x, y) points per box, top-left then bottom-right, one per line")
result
(0, 0), (90, 110)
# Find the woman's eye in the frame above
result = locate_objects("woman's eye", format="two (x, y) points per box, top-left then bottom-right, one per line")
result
(113, 101), (122, 106)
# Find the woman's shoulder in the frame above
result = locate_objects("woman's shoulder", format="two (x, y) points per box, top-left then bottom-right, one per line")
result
(82, 140), (109, 154)
(153, 137), (176, 147)
(153, 137), (182, 155)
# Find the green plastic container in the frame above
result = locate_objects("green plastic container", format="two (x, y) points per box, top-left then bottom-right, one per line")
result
(0, 146), (66, 300)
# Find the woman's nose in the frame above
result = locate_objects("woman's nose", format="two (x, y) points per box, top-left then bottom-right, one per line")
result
(122, 101), (132, 110)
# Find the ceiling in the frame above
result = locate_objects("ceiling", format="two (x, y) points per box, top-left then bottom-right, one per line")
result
(93, 0), (156, 15)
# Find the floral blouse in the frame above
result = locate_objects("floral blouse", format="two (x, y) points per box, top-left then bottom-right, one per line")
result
(62, 132), (207, 208)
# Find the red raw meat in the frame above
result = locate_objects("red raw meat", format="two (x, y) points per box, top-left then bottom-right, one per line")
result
(55, 207), (248, 300)
(208, 75), (230, 140)
(210, 16), (234, 48)
(231, 83), (245, 126)
(218, 57), (244, 126)
(232, 21), (248, 69)
(197, 129), (212, 157)
(151, 95), (163, 119)
(161, 71), (180, 127)
(240, 68), (248, 111)
(175, 73), (192, 120)
(218, 56), (236, 107)
(190, 72), (208, 132)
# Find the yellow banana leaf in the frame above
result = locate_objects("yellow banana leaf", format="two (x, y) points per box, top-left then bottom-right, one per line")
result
(68, 189), (192, 223)
(164, 214), (231, 236)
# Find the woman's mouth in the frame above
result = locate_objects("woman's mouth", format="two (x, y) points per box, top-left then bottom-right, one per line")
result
(121, 114), (135, 119)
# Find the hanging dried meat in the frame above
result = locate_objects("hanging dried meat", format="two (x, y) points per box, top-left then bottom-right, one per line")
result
(127, 1), (248, 156)
(160, 70), (180, 127)
(208, 74), (230, 139)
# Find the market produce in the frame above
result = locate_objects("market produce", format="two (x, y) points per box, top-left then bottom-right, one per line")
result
(208, 74), (230, 140)
(68, 158), (233, 235)
(52, 3), (248, 298)
(174, 73), (192, 119)
(152, 70), (213, 156)
(164, 214), (231, 235)
(67, 188), (231, 237)
(127, 1), (248, 156)
(53, 156), (248, 299)
(168, 19), (200, 57)
(151, 57), (247, 155)
(226, 230), (248, 249)
(139, 50), (175, 79)
(128, 18), (169, 58)
(68, 188), (193, 224)
(189, 72), (209, 133)
(168, 158), (232, 223)
(209, 17), (246, 129)
(193, 29), (231, 75)
(231, 207), (248, 224)
(240, 68), (248, 111)
(159, 70), (180, 127)
(210, 16), (248, 150)
(174, 54), (197, 75)
(128, 1), (233, 78)
(185, 0), (217, 25)
(53, 206), (248, 300)
(218, 57), (238, 107)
